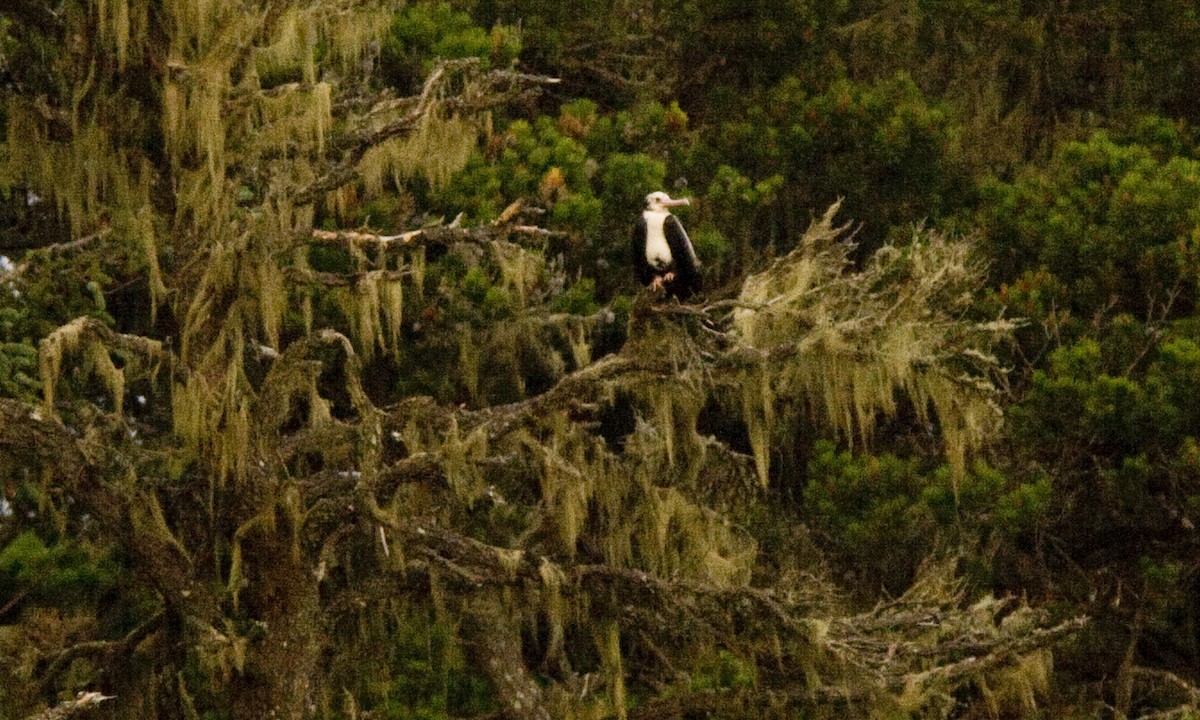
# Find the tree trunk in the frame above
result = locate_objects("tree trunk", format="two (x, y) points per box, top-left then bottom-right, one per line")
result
(230, 531), (322, 720)
(464, 594), (555, 720)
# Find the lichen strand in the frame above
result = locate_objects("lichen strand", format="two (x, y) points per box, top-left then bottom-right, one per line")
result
(440, 418), (489, 505)
(257, 83), (334, 159)
(2, 111), (167, 312)
(491, 240), (543, 308)
(90, 0), (150, 70)
(597, 623), (628, 720)
(741, 366), (775, 487)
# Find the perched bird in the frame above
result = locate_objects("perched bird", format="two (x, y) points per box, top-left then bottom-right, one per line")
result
(631, 191), (701, 299)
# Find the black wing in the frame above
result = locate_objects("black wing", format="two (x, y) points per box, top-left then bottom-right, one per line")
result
(630, 215), (656, 286)
(663, 214), (702, 297)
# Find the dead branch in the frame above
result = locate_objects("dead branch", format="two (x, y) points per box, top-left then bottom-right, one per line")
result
(1133, 666), (1200, 711)
(0, 0), (64, 36)
(286, 267), (412, 287)
(40, 315), (165, 360)
(22, 693), (115, 720)
(307, 220), (565, 251)
(893, 615), (1089, 692)
(3, 229), (114, 279)
(628, 685), (869, 720)
(353, 512), (1086, 715)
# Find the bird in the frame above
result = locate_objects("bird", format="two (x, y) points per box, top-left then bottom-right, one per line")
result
(631, 191), (701, 299)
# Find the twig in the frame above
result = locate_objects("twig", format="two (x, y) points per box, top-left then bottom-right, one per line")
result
(40, 611), (165, 693)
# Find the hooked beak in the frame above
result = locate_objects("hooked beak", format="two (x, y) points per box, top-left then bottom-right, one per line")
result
(663, 197), (691, 207)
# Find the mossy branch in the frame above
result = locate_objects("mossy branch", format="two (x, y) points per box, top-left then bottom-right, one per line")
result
(0, 398), (91, 485)
(293, 61), (559, 205)
(39, 316), (165, 420)
(354, 512), (1085, 714)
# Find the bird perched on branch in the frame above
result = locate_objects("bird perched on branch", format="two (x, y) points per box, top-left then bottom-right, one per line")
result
(632, 191), (701, 299)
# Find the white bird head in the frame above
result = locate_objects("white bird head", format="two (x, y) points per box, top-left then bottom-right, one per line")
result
(644, 191), (690, 212)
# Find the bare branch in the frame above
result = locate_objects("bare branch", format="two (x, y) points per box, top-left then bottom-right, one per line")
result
(22, 693), (115, 720)
(3, 229), (113, 279)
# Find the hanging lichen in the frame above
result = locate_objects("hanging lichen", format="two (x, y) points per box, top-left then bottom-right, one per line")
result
(458, 333), (481, 403)
(439, 418), (489, 505)
(38, 317), (162, 421)
(254, 7), (319, 85)
(358, 114), (478, 195)
(740, 367), (774, 488)
(733, 202), (1012, 486)
(532, 415), (595, 556)
(253, 83), (333, 157)
(89, 0), (149, 70)
(565, 317), (592, 370)
(538, 558), (568, 666)
(323, 6), (393, 74)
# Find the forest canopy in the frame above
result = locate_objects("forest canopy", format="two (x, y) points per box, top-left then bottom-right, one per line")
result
(2, 1), (1200, 719)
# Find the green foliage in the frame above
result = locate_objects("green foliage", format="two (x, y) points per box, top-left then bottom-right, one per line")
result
(0, 301), (38, 402)
(692, 73), (961, 250)
(1005, 328), (1200, 632)
(686, 224), (733, 276)
(548, 192), (602, 230)
(689, 648), (756, 692)
(0, 340), (37, 400)
(436, 117), (591, 224)
(802, 441), (1043, 595)
(479, 285), (513, 320)
(977, 131), (1200, 328)
(381, 3), (520, 90)
(1011, 334), (1200, 461)
(549, 277), (600, 316)
(803, 441), (939, 594)
(325, 608), (494, 720)
(459, 266), (491, 305)
(597, 152), (667, 213)
(0, 532), (121, 610)
(9, 0), (1200, 716)
(993, 472), (1053, 531)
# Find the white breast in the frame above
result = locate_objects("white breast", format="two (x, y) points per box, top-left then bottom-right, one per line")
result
(644, 210), (673, 269)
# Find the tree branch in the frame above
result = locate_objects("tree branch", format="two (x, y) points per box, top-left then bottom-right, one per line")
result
(22, 693), (114, 720)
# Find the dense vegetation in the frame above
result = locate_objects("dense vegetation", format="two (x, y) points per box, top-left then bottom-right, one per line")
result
(2, 1), (1200, 718)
